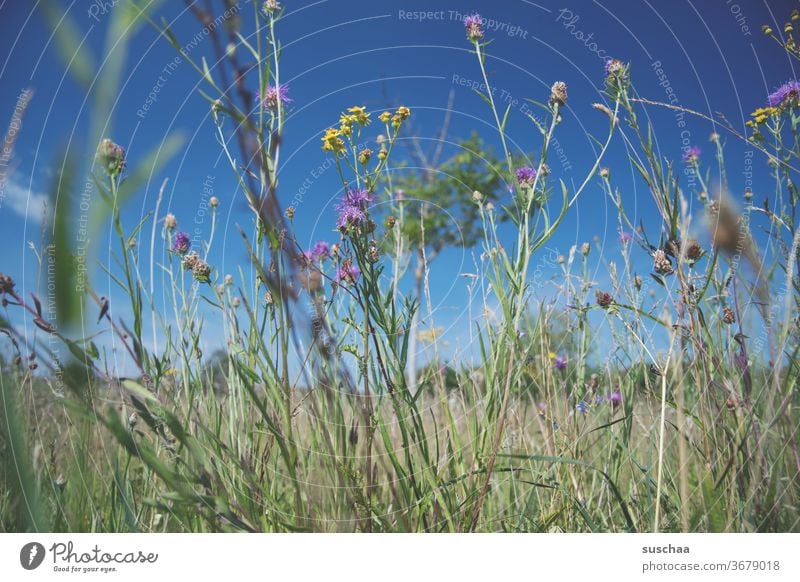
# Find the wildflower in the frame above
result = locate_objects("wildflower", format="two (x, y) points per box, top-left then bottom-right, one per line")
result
(599, 167), (610, 180)
(164, 213), (177, 230)
(767, 80), (800, 108)
(286, 206), (295, 219)
(337, 263), (361, 284)
(358, 148), (372, 165)
(182, 251), (200, 271)
(633, 274), (643, 291)
(311, 241), (330, 260)
(346, 106), (370, 126)
(683, 146), (701, 164)
(330, 243), (340, 258)
(595, 395), (605, 405)
(0, 273), (14, 294)
(172, 231), (191, 255)
(553, 355), (568, 371)
(515, 166), (537, 187)
(609, 390), (622, 411)
(336, 188), (373, 230)
(96, 138), (126, 177)
(744, 189), (754, 201)
(580, 242), (590, 256)
(262, 0), (280, 14)
(604, 58), (625, 78)
(595, 290), (613, 308)
(464, 13), (484, 42)
(549, 81), (568, 107)
(262, 84), (291, 110)
(224, 274), (234, 286)
(396, 106), (411, 120)
(216, 284), (225, 295)
(537, 401), (547, 416)
(377, 147), (388, 161)
(472, 190), (484, 203)
(264, 291), (274, 305)
(557, 254), (565, 265)
(620, 231), (632, 244)
(722, 306), (736, 325)
(192, 259), (212, 283)
(209, 196), (219, 208)
(575, 401), (588, 414)
(321, 127), (345, 155)
(709, 132), (720, 143)
(378, 111), (392, 124)
(385, 215), (396, 229)
(653, 249), (673, 274)
(762, 24), (773, 35)
(231, 296), (241, 308)
(394, 189), (405, 201)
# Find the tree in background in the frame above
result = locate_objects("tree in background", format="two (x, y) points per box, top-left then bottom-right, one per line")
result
(385, 125), (508, 391)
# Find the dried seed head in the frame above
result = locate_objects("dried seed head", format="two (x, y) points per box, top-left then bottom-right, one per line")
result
(164, 213), (177, 230)
(685, 239), (702, 261)
(633, 274), (643, 291)
(722, 306), (736, 325)
(285, 206), (295, 219)
(653, 249), (673, 275)
(595, 290), (614, 308)
(0, 273), (15, 294)
(209, 196), (219, 208)
(192, 260), (212, 283)
(549, 81), (568, 107)
(580, 242), (590, 256)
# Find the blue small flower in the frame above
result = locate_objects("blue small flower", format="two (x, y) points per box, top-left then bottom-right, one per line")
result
(576, 401), (588, 414)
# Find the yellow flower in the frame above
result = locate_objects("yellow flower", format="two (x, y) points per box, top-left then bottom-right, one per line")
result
(378, 111), (392, 123)
(347, 106), (370, 125)
(321, 127), (345, 154)
(396, 106), (411, 120)
(548, 351), (556, 360)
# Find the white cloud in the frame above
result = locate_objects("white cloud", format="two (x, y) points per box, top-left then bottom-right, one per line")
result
(0, 174), (49, 224)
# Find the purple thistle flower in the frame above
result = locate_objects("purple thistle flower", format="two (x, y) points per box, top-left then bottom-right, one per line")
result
(516, 166), (537, 187)
(464, 13), (484, 42)
(767, 80), (800, 108)
(262, 84), (292, 110)
(311, 241), (330, 260)
(604, 58), (625, 78)
(336, 188), (373, 229)
(553, 355), (568, 371)
(609, 390), (622, 404)
(337, 264), (361, 284)
(576, 401), (588, 414)
(172, 231), (191, 255)
(683, 146), (701, 164)
(620, 231), (632, 244)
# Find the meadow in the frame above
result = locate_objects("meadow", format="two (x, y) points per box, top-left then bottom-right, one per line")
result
(1, 2), (799, 533)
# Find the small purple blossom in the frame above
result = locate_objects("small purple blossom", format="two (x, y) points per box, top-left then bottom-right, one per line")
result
(172, 231), (191, 255)
(604, 58), (625, 78)
(516, 166), (537, 187)
(620, 231), (632, 244)
(576, 401), (588, 414)
(595, 395), (605, 405)
(683, 146), (701, 164)
(553, 355), (568, 371)
(337, 264), (361, 284)
(336, 188), (373, 229)
(609, 390), (622, 404)
(311, 241), (330, 260)
(767, 80), (800, 108)
(394, 189), (405, 201)
(464, 13), (484, 41)
(262, 84), (292, 110)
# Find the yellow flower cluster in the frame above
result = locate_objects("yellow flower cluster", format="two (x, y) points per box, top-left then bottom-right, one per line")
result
(746, 107), (778, 128)
(321, 127), (345, 154)
(322, 106), (411, 155)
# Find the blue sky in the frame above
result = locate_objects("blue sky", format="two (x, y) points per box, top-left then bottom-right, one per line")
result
(0, 0), (796, 374)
